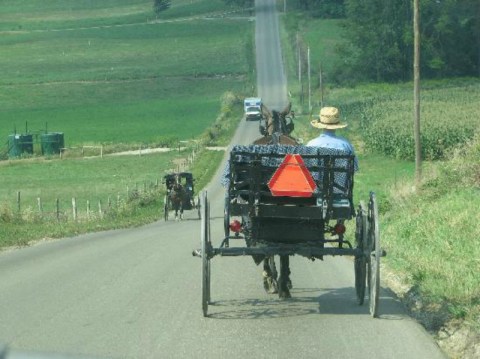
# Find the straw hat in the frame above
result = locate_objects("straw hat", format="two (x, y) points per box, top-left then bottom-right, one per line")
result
(310, 106), (347, 129)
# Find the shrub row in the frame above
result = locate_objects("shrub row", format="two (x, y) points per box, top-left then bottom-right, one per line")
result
(198, 91), (242, 146)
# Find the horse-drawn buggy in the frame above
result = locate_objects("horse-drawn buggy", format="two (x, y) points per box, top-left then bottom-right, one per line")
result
(163, 172), (200, 220)
(193, 103), (384, 318)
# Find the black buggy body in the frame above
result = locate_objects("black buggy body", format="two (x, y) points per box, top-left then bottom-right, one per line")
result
(164, 172), (196, 210)
(225, 145), (355, 246)
(163, 172), (200, 220)
(194, 144), (383, 317)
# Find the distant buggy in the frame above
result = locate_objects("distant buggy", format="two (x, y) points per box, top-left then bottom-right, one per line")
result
(163, 172), (200, 220)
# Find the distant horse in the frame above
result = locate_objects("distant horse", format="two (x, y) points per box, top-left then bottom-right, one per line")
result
(252, 103), (296, 299)
(256, 102), (296, 145)
(168, 175), (186, 220)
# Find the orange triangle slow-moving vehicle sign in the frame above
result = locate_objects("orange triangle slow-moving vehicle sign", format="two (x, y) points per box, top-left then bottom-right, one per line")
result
(268, 154), (317, 197)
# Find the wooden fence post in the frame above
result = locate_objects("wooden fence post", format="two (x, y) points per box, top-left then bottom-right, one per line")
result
(87, 200), (90, 219)
(56, 198), (60, 220)
(37, 197), (42, 214)
(17, 191), (21, 213)
(72, 197), (77, 221)
(98, 200), (103, 218)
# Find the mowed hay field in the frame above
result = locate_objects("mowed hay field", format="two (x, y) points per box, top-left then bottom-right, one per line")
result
(0, 0), (252, 147)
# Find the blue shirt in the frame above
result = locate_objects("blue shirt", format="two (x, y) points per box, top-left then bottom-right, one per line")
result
(307, 131), (359, 171)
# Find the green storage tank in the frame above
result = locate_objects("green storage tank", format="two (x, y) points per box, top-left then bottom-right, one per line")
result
(8, 134), (33, 158)
(41, 132), (64, 155)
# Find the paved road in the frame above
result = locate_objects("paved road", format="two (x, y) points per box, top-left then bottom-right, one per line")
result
(255, 0), (288, 111)
(0, 1), (447, 358)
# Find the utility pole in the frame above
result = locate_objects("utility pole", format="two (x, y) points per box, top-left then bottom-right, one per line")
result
(297, 33), (301, 83)
(413, 0), (422, 187)
(319, 62), (323, 108)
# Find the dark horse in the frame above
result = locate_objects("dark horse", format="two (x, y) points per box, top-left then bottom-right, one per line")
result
(252, 103), (297, 299)
(169, 174), (186, 220)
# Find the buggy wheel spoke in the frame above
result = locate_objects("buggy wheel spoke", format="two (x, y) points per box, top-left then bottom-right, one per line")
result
(224, 195), (230, 240)
(355, 201), (368, 305)
(201, 191), (211, 317)
(197, 195), (201, 220)
(163, 195), (169, 221)
(368, 192), (381, 317)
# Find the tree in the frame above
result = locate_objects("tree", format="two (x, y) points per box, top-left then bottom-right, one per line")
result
(222, 0), (254, 7)
(297, 0), (346, 18)
(419, 0), (479, 78)
(154, 0), (171, 15)
(333, 0), (479, 84)
(336, 0), (411, 82)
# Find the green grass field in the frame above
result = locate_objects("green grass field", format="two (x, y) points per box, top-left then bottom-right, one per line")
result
(281, 14), (345, 113)
(0, 152), (177, 208)
(0, 0), (234, 31)
(300, 18), (345, 77)
(0, 0), (252, 149)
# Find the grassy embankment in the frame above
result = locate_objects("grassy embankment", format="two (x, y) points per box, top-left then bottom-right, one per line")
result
(0, 0), (253, 248)
(281, 11), (480, 337)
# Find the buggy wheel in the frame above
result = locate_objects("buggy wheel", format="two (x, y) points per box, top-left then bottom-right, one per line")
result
(163, 195), (169, 221)
(368, 192), (381, 317)
(201, 191), (211, 317)
(354, 201), (368, 305)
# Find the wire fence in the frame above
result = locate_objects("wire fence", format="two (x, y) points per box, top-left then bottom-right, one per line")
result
(5, 179), (163, 224)
(1, 144), (201, 224)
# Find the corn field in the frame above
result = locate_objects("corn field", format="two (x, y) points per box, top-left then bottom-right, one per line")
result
(356, 82), (480, 160)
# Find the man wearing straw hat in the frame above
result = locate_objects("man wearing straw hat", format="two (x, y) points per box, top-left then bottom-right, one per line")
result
(307, 106), (359, 171)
